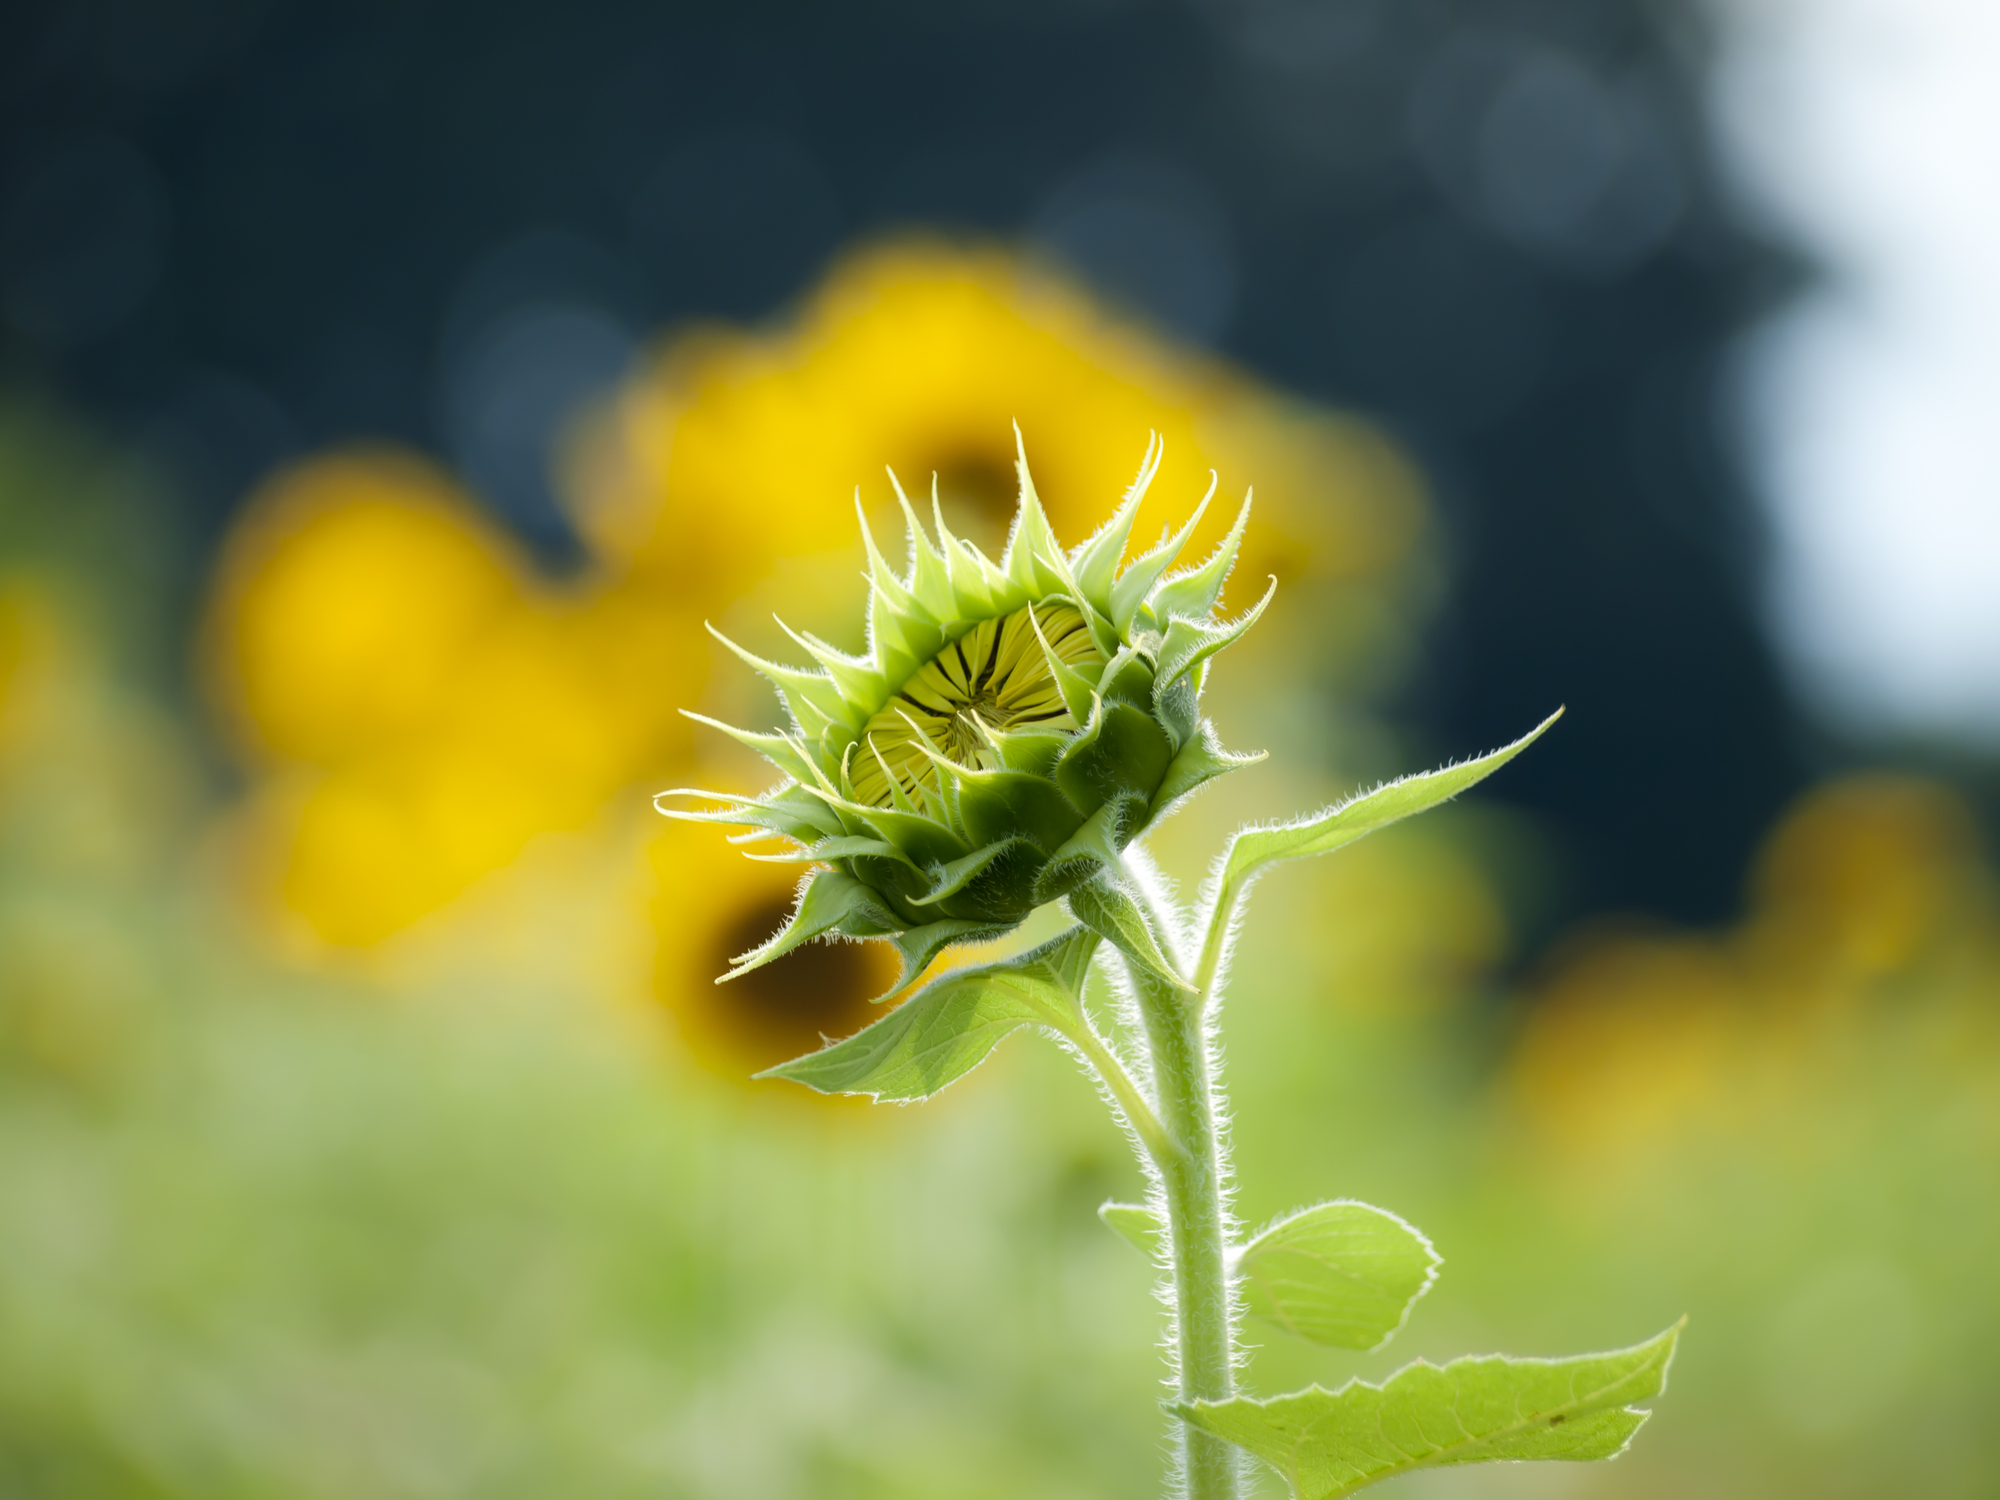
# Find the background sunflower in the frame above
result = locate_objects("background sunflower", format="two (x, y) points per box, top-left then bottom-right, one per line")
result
(648, 811), (899, 1077)
(204, 447), (698, 946)
(574, 242), (1425, 619)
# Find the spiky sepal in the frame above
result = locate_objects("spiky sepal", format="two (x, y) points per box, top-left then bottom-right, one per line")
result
(659, 431), (1267, 995)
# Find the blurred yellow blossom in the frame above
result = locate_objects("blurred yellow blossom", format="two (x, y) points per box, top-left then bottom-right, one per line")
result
(0, 579), (50, 754)
(207, 448), (699, 948)
(1745, 775), (1986, 988)
(571, 239), (1427, 636)
(1511, 931), (1741, 1157)
(648, 810), (899, 1078)
(203, 449), (526, 766)
(1509, 774), (2000, 1165)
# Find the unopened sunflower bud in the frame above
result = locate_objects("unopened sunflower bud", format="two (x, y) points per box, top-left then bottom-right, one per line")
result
(659, 432), (1269, 991)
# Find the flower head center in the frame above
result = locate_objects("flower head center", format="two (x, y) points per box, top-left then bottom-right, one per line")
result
(850, 602), (1102, 807)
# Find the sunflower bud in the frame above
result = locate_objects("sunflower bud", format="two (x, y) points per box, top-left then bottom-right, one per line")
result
(660, 433), (1269, 990)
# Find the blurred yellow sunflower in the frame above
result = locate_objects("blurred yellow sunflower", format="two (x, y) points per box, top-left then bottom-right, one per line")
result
(648, 809), (898, 1080)
(569, 238), (1428, 642)
(1744, 774), (1988, 987)
(205, 448), (698, 948)
(202, 448), (525, 768)
(0, 581), (50, 754)
(1508, 774), (2000, 1168)
(1509, 931), (1741, 1158)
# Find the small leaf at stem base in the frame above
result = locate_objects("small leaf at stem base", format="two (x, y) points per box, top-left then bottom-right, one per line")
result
(1099, 1200), (1162, 1257)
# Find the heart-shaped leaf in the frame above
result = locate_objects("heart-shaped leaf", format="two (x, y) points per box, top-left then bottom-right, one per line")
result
(1237, 1201), (1439, 1351)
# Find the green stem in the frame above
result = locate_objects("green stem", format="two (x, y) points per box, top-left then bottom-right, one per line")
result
(1129, 953), (1240, 1500)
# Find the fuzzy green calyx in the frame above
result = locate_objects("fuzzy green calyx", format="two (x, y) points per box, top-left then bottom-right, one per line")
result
(659, 431), (1268, 991)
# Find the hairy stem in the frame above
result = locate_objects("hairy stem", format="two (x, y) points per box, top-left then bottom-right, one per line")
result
(1130, 957), (1240, 1500)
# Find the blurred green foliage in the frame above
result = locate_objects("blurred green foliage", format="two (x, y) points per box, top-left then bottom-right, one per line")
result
(2, 397), (1998, 1498)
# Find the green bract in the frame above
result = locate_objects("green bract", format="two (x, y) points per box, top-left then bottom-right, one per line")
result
(660, 434), (1269, 989)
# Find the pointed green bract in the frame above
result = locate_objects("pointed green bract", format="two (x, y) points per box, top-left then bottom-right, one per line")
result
(661, 434), (1266, 1002)
(1178, 1321), (1683, 1500)
(758, 925), (1100, 1101)
(1153, 723), (1266, 822)
(1111, 476), (1213, 634)
(1073, 432), (1159, 616)
(1155, 577), (1278, 700)
(1237, 1202), (1440, 1351)
(1035, 793), (1145, 903)
(720, 869), (895, 981)
(1069, 871), (1195, 996)
(882, 917), (1008, 996)
(1152, 491), (1251, 622)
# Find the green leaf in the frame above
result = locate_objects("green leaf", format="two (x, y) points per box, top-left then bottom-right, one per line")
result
(1098, 1200), (1162, 1257)
(1220, 710), (1562, 894)
(1237, 1202), (1440, 1351)
(758, 925), (1100, 1101)
(1178, 1320), (1684, 1500)
(1068, 873), (1195, 997)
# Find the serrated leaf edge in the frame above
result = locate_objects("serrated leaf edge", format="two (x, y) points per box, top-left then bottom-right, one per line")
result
(1176, 1318), (1685, 1500)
